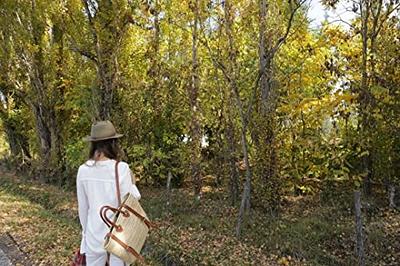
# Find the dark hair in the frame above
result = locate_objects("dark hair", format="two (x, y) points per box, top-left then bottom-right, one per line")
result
(89, 138), (121, 161)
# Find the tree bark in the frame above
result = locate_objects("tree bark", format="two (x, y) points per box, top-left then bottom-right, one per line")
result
(81, 0), (127, 120)
(166, 171), (172, 208)
(50, 22), (66, 176)
(223, 0), (239, 206)
(1, 114), (31, 162)
(32, 103), (52, 170)
(235, 121), (252, 237)
(259, 0), (269, 115)
(354, 190), (365, 266)
(226, 117), (239, 205)
(256, 0), (278, 212)
(359, 0), (373, 197)
(388, 185), (396, 209)
(189, 0), (202, 199)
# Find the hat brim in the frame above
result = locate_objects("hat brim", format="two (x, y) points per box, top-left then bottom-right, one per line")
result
(83, 133), (124, 142)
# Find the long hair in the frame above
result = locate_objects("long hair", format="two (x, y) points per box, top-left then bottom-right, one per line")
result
(89, 138), (121, 161)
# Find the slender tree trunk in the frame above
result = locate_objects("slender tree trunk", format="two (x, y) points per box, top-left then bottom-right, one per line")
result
(359, 0), (373, 196)
(2, 117), (31, 161)
(151, 0), (161, 110)
(221, 0), (254, 236)
(354, 190), (365, 266)
(226, 117), (239, 205)
(257, 0), (279, 212)
(32, 103), (52, 171)
(225, 16), (254, 236)
(189, 0), (202, 199)
(259, 0), (269, 113)
(388, 185), (396, 209)
(235, 120), (252, 237)
(50, 23), (66, 176)
(166, 171), (172, 208)
(223, 0), (239, 206)
(0, 90), (32, 164)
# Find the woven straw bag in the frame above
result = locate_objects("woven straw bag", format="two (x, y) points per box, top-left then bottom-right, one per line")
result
(100, 161), (154, 264)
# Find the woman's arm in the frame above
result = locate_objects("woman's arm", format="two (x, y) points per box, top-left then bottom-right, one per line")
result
(120, 163), (141, 200)
(76, 168), (89, 232)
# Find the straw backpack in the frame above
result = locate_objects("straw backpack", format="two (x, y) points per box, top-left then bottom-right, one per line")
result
(100, 161), (154, 264)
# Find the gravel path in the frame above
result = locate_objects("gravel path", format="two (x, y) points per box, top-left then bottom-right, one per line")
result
(0, 248), (11, 266)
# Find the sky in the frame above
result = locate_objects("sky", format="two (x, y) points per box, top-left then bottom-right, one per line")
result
(307, 0), (356, 29)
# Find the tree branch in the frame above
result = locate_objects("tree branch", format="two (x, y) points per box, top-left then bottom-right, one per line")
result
(69, 45), (98, 63)
(271, 0), (306, 56)
(81, 0), (99, 45)
(374, 2), (400, 39)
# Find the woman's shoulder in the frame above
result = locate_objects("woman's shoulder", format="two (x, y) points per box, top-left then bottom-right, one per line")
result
(117, 160), (129, 167)
(78, 160), (95, 169)
(117, 161), (130, 173)
(77, 159), (129, 172)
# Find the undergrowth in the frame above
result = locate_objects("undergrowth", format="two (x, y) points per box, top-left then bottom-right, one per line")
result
(0, 171), (398, 265)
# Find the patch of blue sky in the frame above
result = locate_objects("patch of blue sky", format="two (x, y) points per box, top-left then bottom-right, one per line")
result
(307, 0), (356, 30)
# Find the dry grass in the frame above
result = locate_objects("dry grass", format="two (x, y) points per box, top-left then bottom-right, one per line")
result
(0, 171), (399, 265)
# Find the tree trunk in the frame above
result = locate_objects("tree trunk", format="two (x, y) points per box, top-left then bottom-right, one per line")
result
(82, 0), (125, 120)
(225, 14), (254, 237)
(359, 0), (373, 197)
(223, 0), (239, 206)
(259, 0), (269, 114)
(189, 0), (202, 199)
(257, 0), (279, 212)
(389, 185), (396, 209)
(150, 0), (161, 111)
(235, 121), (252, 237)
(50, 22), (66, 177)
(32, 103), (52, 170)
(166, 171), (172, 208)
(354, 190), (365, 266)
(226, 117), (239, 205)
(221, 0), (254, 236)
(2, 117), (31, 161)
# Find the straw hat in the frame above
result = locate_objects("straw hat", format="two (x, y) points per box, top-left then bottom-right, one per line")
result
(83, 120), (123, 142)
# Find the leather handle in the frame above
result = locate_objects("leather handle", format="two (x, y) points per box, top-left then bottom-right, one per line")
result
(100, 205), (123, 232)
(115, 161), (121, 206)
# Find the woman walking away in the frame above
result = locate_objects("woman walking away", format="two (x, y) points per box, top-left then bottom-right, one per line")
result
(77, 120), (141, 265)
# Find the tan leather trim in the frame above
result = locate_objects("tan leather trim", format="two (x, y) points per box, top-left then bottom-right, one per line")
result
(106, 233), (144, 262)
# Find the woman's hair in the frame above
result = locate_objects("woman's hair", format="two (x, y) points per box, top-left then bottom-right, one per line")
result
(89, 138), (121, 161)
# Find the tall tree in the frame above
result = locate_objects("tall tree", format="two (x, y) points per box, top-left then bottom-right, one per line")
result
(0, 0), (69, 178)
(255, 0), (305, 211)
(67, 0), (137, 120)
(188, 0), (203, 199)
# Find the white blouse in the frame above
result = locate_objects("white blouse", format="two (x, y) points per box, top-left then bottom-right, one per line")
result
(76, 159), (141, 255)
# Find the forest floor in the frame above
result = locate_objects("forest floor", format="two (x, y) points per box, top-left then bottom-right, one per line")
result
(0, 170), (399, 266)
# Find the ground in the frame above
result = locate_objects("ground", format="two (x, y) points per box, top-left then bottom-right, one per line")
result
(0, 171), (398, 265)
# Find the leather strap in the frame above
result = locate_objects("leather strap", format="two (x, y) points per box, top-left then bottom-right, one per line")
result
(106, 161), (123, 266)
(107, 233), (145, 262)
(100, 206), (123, 232)
(115, 161), (121, 206)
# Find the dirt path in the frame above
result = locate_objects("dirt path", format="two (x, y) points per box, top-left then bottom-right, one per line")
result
(0, 234), (28, 266)
(0, 248), (11, 266)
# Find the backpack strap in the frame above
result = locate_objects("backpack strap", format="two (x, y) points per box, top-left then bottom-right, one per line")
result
(115, 160), (121, 205)
(106, 161), (125, 266)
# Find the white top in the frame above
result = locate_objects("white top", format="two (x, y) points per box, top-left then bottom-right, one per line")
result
(77, 159), (141, 254)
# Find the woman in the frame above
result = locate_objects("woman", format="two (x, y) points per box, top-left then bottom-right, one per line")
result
(77, 120), (141, 265)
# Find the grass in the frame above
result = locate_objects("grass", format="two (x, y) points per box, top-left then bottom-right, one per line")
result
(0, 174), (80, 265)
(0, 171), (399, 265)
